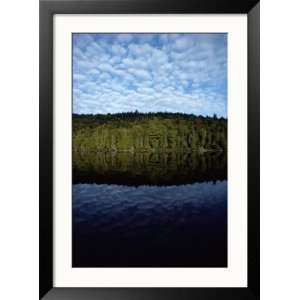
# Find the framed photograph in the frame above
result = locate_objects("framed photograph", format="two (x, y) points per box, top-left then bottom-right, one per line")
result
(40, 0), (259, 299)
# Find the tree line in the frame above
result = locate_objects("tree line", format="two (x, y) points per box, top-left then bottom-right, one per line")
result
(73, 112), (227, 154)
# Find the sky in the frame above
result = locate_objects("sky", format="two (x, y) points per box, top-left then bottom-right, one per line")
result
(73, 33), (227, 117)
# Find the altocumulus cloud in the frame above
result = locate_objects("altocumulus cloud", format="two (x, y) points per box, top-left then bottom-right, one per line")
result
(73, 33), (227, 117)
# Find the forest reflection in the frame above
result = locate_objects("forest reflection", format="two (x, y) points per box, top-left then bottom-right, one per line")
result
(73, 150), (227, 186)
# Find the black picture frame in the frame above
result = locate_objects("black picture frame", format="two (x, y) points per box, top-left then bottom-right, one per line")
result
(40, 0), (260, 299)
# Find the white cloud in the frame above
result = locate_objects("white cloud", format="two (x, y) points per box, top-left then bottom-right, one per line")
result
(111, 44), (126, 56)
(73, 73), (86, 81)
(173, 36), (193, 51)
(72, 33), (227, 117)
(117, 34), (133, 43)
(128, 68), (151, 81)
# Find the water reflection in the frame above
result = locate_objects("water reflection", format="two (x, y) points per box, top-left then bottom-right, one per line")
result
(73, 152), (227, 267)
(73, 151), (227, 185)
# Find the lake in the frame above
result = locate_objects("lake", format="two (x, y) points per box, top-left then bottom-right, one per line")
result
(72, 151), (227, 267)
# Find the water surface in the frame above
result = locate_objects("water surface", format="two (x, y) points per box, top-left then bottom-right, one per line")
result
(73, 152), (227, 267)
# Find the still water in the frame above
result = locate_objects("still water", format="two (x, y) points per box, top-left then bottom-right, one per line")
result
(73, 152), (227, 267)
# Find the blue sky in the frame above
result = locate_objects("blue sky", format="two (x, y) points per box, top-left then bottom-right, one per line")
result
(73, 33), (227, 117)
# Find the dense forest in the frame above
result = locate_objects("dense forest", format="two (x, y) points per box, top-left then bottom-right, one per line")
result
(73, 112), (227, 154)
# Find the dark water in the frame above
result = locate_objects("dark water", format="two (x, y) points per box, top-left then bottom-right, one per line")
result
(73, 152), (227, 267)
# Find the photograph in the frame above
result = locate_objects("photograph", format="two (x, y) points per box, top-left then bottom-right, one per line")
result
(72, 33), (228, 268)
